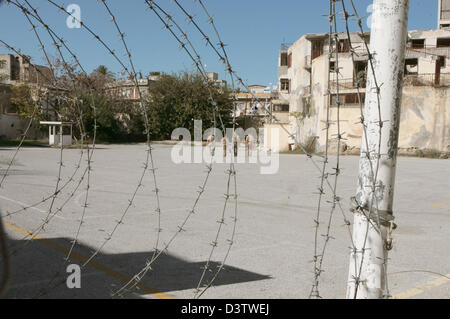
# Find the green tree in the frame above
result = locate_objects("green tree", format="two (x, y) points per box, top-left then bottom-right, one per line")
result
(67, 90), (141, 142)
(10, 85), (42, 119)
(145, 72), (233, 140)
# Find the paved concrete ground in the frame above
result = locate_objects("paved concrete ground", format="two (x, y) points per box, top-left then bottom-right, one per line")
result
(0, 144), (449, 299)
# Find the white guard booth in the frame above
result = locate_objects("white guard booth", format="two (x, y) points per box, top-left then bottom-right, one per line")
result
(40, 121), (73, 146)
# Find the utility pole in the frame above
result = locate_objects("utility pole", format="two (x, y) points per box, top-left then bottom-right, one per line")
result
(346, 0), (409, 299)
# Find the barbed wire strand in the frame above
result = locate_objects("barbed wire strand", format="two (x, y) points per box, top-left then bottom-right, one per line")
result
(111, 0), (236, 297)
(10, 2), (66, 238)
(192, 0), (239, 299)
(3, 0), (101, 297)
(4, 0), (92, 256)
(309, 0), (337, 299)
(16, 0), (218, 298)
(344, 0), (388, 298)
(92, 0), (163, 270)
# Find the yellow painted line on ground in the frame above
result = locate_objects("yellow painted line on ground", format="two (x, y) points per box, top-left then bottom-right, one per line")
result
(432, 200), (450, 208)
(392, 274), (450, 299)
(3, 221), (174, 299)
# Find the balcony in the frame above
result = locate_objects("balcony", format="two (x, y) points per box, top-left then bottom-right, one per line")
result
(330, 73), (450, 89)
(406, 44), (450, 58)
(404, 73), (450, 87)
(330, 78), (366, 92)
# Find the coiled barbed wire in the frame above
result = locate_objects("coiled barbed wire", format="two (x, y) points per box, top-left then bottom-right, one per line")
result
(112, 0), (238, 298)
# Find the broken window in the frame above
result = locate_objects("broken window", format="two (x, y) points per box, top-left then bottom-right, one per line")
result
(329, 61), (336, 72)
(405, 58), (419, 75)
(280, 52), (288, 67)
(337, 39), (350, 53)
(437, 37), (450, 47)
(345, 93), (359, 105)
(5, 102), (18, 114)
(311, 40), (324, 60)
(354, 61), (368, 88)
(411, 39), (425, 48)
(280, 79), (290, 92)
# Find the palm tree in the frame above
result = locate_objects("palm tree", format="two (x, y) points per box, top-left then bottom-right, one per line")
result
(93, 65), (115, 82)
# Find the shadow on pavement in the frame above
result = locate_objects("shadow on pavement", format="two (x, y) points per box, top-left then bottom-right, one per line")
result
(1, 234), (271, 299)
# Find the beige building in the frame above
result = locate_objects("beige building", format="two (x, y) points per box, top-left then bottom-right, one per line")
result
(272, 7), (450, 153)
(0, 82), (58, 140)
(438, 0), (450, 29)
(0, 54), (55, 140)
(0, 54), (52, 85)
(104, 78), (154, 102)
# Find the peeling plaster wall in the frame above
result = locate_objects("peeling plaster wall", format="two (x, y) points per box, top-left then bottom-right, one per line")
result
(311, 85), (450, 152)
(275, 29), (450, 153)
(400, 86), (450, 151)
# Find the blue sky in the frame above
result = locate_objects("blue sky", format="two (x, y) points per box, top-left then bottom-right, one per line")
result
(0, 0), (440, 88)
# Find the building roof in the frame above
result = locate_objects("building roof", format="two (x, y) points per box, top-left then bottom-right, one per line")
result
(248, 84), (267, 88)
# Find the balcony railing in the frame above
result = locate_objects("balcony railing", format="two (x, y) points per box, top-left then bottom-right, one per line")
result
(406, 44), (450, 50)
(404, 73), (450, 87)
(406, 44), (450, 58)
(330, 78), (366, 91)
(330, 73), (450, 90)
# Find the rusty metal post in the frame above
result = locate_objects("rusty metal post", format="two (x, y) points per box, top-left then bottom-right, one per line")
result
(346, 0), (410, 299)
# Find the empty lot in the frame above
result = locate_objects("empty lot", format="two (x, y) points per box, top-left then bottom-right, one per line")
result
(0, 144), (449, 299)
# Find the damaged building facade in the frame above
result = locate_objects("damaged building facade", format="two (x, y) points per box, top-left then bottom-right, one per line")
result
(0, 53), (53, 140)
(273, 1), (450, 153)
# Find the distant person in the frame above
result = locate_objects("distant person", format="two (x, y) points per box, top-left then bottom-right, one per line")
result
(244, 135), (250, 157)
(207, 134), (215, 156)
(221, 136), (228, 158)
(233, 133), (240, 157)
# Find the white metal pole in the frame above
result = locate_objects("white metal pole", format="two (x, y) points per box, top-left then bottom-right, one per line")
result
(346, 0), (409, 299)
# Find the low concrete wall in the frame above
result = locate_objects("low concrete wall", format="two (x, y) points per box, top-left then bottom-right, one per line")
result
(310, 85), (450, 153)
(399, 86), (450, 152)
(0, 114), (41, 140)
(263, 123), (292, 152)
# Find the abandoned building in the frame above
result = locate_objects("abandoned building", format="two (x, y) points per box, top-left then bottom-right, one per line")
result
(268, 0), (450, 153)
(0, 54), (53, 140)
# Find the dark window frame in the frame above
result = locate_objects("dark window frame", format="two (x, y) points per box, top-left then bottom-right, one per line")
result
(411, 39), (425, 49)
(311, 40), (324, 60)
(330, 93), (365, 107)
(337, 39), (350, 53)
(405, 58), (419, 75)
(280, 52), (288, 67)
(280, 78), (290, 92)
(437, 37), (450, 48)
(273, 104), (290, 112)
